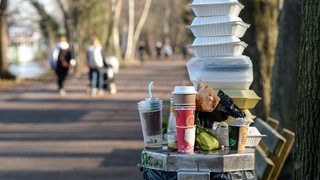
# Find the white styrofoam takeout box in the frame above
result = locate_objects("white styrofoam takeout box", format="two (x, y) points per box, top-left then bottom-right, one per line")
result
(189, 36), (247, 57)
(246, 127), (266, 147)
(187, 16), (250, 37)
(190, 1), (244, 17)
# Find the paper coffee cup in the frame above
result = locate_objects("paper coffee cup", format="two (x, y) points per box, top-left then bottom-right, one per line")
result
(174, 105), (196, 127)
(176, 125), (196, 153)
(172, 86), (197, 105)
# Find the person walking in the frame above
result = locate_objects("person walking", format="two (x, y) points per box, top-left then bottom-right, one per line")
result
(138, 42), (146, 62)
(162, 43), (172, 58)
(49, 36), (72, 96)
(87, 37), (106, 96)
(156, 41), (162, 60)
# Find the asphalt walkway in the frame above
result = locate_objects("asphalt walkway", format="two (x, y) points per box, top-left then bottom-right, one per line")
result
(0, 56), (191, 180)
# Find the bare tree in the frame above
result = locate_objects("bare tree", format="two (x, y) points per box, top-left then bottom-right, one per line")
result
(124, 0), (152, 61)
(295, 0), (320, 178)
(29, 0), (60, 48)
(57, 0), (70, 40)
(112, 0), (122, 59)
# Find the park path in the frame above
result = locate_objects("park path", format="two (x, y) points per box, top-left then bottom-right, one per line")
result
(0, 56), (191, 180)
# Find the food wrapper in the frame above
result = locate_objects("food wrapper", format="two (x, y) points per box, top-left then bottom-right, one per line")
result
(229, 116), (254, 126)
(196, 81), (220, 112)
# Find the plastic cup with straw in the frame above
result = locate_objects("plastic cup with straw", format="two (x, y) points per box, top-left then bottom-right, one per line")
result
(137, 81), (163, 149)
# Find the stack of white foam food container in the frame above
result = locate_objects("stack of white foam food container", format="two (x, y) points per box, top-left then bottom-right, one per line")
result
(186, 0), (261, 121)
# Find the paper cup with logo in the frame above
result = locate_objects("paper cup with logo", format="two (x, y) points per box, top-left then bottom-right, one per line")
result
(176, 125), (196, 153)
(172, 86), (197, 105)
(228, 125), (248, 151)
(173, 105), (196, 127)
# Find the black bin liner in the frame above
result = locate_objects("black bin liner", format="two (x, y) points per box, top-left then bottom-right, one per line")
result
(196, 90), (246, 129)
(141, 168), (257, 180)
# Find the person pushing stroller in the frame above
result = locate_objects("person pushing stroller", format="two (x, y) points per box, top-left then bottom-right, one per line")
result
(87, 37), (119, 96)
(87, 37), (107, 96)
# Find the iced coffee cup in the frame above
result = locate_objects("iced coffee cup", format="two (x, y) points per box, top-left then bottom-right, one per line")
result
(138, 98), (163, 149)
(172, 86), (197, 105)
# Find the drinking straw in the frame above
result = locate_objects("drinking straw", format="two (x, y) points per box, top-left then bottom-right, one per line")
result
(148, 81), (154, 99)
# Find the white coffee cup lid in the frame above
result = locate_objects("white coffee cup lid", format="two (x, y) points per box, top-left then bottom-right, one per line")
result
(172, 86), (197, 94)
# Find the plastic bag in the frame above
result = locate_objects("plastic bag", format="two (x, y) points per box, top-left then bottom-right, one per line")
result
(211, 122), (229, 147)
(196, 106), (229, 129)
(217, 90), (245, 118)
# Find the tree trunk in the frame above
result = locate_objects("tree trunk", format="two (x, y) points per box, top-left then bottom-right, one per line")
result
(270, 0), (301, 131)
(124, 0), (152, 61)
(112, 0), (122, 59)
(295, 0), (320, 179)
(0, 0), (14, 79)
(57, 0), (71, 41)
(124, 0), (134, 61)
(131, 0), (152, 57)
(239, 0), (280, 119)
(0, 0), (8, 74)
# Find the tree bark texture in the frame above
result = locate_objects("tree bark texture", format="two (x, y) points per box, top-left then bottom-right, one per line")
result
(295, 0), (320, 179)
(239, 0), (280, 119)
(270, 0), (301, 131)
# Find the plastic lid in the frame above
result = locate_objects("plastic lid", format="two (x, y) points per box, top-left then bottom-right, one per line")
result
(192, 36), (240, 46)
(187, 56), (252, 69)
(202, 56), (252, 69)
(172, 86), (197, 94)
(191, 16), (243, 26)
(192, 0), (238, 4)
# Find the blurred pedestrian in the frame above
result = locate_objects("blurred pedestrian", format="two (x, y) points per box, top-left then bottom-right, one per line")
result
(181, 44), (188, 60)
(87, 37), (106, 96)
(49, 36), (73, 96)
(138, 42), (146, 62)
(162, 43), (172, 58)
(156, 41), (162, 60)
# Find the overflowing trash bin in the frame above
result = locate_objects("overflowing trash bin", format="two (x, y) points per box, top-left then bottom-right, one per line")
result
(136, 0), (264, 179)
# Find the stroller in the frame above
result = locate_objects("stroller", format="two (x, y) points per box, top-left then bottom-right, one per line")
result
(87, 56), (119, 95)
(103, 56), (119, 94)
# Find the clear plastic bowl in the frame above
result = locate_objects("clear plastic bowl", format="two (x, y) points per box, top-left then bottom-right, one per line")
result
(187, 56), (253, 90)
